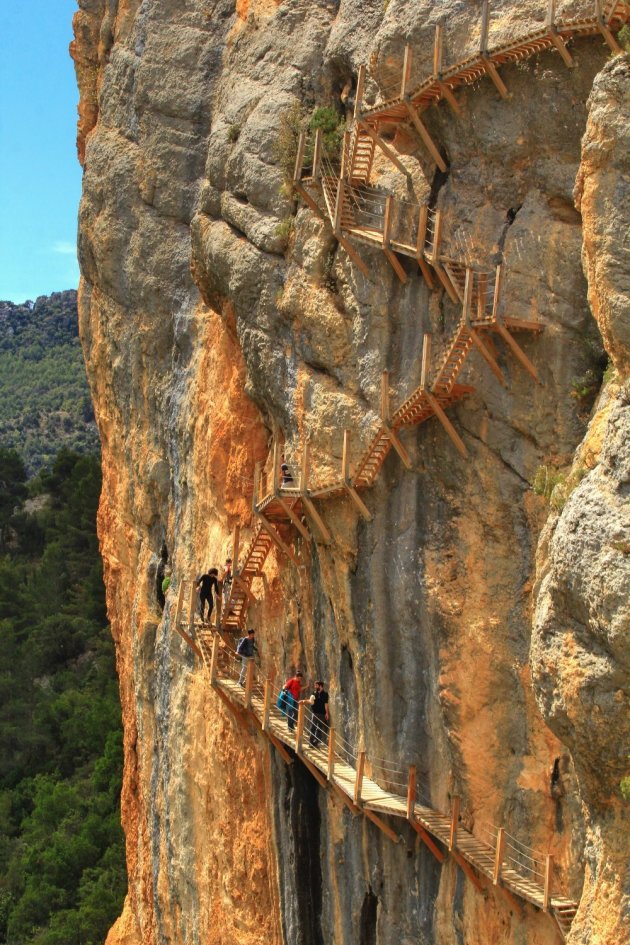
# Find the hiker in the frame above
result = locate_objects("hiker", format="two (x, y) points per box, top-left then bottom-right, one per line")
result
(282, 671), (304, 731)
(237, 629), (258, 686)
(301, 680), (329, 747)
(161, 567), (172, 597)
(280, 455), (294, 487)
(221, 557), (233, 608)
(196, 568), (219, 624)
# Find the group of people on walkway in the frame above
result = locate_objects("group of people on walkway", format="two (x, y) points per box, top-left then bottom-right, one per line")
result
(235, 633), (329, 748)
(195, 558), (233, 624)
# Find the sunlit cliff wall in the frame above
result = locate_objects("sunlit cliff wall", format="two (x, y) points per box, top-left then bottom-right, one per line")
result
(71, 2), (629, 943)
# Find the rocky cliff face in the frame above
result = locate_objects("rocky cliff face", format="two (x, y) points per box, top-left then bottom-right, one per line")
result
(71, 2), (629, 944)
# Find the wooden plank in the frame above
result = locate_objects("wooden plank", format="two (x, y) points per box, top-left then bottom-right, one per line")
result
(296, 702), (306, 754)
(312, 128), (323, 180)
(597, 16), (623, 51)
(301, 754), (328, 789)
(470, 329), (507, 387)
(495, 322), (543, 385)
(381, 370), (390, 423)
(433, 23), (443, 76)
(331, 780), (361, 815)
(492, 263), (503, 320)
(438, 81), (463, 116)
(548, 27), (575, 67)
(268, 732), (293, 765)
(253, 462), (262, 512)
(342, 428), (351, 481)
(358, 120), (409, 176)
(364, 808), (401, 844)
(425, 391), (468, 457)
(402, 100), (447, 172)
(293, 182), (327, 222)
(384, 246), (407, 282)
(543, 854), (553, 911)
(301, 494), (332, 545)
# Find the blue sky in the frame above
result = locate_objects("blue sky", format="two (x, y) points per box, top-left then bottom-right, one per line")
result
(0, 1), (82, 303)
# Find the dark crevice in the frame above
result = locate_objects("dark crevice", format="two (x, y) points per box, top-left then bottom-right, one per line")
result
(496, 203), (523, 261)
(428, 163), (450, 211)
(359, 888), (378, 945)
(285, 761), (324, 945)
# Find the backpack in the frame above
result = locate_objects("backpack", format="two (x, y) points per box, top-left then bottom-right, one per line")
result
(236, 637), (248, 656)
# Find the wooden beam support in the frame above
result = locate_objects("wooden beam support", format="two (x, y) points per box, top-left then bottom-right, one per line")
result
(548, 26), (575, 67)
(438, 81), (463, 116)
(381, 370), (390, 423)
(188, 579), (197, 633)
(402, 100), (447, 172)
(294, 181), (327, 222)
(256, 512), (301, 566)
(495, 322), (543, 385)
(470, 329), (507, 387)
(337, 233), (371, 278)
(331, 780), (361, 815)
(383, 425), (412, 469)
(276, 495), (312, 543)
(262, 680), (272, 731)
(400, 44), (412, 98)
(344, 482), (373, 521)
(174, 580), (186, 628)
(597, 15), (623, 52)
(425, 391), (468, 457)
(301, 754), (328, 789)
(482, 56), (511, 100)
(253, 462), (262, 512)
(449, 795), (460, 851)
(364, 808), (401, 844)
(410, 820), (446, 862)
(268, 732), (293, 764)
(301, 494), (332, 545)
(341, 428), (351, 481)
(415, 206), (435, 288)
(358, 120), (409, 176)
(354, 64), (366, 119)
(492, 264), (503, 321)
(175, 623), (202, 659)
(327, 729), (336, 780)
(293, 130), (306, 183)
(383, 196), (407, 283)
(421, 333), (432, 389)
(452, 849), (484, 891)
(354, 750), (366, 804)
(493, 827), (506, 885)
(272, 439), (280, 494)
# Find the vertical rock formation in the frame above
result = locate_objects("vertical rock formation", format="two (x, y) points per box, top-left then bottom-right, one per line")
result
(71, 1), (629, 943)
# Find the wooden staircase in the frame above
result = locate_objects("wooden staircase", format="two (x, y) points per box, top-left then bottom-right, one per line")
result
(222, 524), (274, 633)
(347, 123), (376, 185)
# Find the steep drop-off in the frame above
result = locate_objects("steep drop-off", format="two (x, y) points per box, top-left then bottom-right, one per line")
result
(71, 2), (629, 943)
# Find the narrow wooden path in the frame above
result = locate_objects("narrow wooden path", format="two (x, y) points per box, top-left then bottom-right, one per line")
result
(172, 627), (578, 941)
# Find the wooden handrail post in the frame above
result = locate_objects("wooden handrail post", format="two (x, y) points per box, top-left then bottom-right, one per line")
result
(313, 128), (323, 180)
(449, 795), (460, 851)
(354, 750), (366, 805)
(433, 23), (444, 77)
(327, 729), (336, 779)
(480, 0), (490, 54)
(493, 827), (506, 885)
(244, 658), (255, 708)
(296, 702), (306, 754)
(354, 64), (366, 118)
(492, 263), (503, 321)
(341, 429), (351, 482)
(174, 580), (186, 628)
(400, 44), (412, 98)
(543, 854), (553, 911)
(546, 0), (556, 27)
(406, 765), (417, 821)
(272, 439), (279, 494)
(333, 176), (345, 236)
(417, 204), (428, 255)
(301, 439), (310, 493)
(209, 633), (219, 684)
(462, 267), (474, 324)
(432, 209), (443, 259)
(262, 679), (272, 731)
(253, 462), (261, 512)
(420, 334), (432, 389)
(188, 578), (197, 633)
(380, 370), (390, 423)
(340, 129), (351, 180)
(293, 130), (306, 183)
(383, 194), (394, 248)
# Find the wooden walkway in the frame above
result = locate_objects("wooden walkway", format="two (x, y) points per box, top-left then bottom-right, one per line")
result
(171, 626), (578, 941)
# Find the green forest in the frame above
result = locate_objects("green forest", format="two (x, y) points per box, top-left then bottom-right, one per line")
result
(0, 447), (125, 945)
(0, 293), (99, 475)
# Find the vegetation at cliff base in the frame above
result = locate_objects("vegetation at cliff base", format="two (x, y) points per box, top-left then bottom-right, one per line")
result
(0, 448), (125, 945)
(0, 292), (99, 476)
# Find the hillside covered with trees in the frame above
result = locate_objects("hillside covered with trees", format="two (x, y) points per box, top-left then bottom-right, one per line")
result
(0, 448), (125, 944)
(0, 292), (99, 475)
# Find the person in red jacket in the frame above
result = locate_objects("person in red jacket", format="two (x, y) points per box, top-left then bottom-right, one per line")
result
(283, 671), (303, 731)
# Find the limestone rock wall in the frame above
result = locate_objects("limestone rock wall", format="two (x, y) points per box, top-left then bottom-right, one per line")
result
(71, 2), (629, 943)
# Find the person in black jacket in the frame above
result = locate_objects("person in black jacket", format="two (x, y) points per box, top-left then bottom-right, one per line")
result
(302, 680), (329, 747)
(196, 568), (219, 624)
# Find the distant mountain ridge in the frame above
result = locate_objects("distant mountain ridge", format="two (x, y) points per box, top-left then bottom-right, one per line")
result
(0, 290), (99, 474)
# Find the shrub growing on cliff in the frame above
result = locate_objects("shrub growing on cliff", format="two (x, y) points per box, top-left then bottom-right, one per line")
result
(275, 217), (295, 244)
(620, 775), (630, 801)
(308, 106), (345, 160)
(532, 464), (586, 511)
(274, 101), (305, 181)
